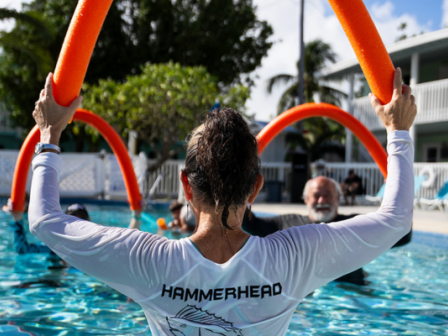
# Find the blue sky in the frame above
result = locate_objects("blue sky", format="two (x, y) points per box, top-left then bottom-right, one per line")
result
(362, 0), (444, 28)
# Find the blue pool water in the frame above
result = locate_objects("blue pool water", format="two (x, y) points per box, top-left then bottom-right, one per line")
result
(0, 204), (447, 335)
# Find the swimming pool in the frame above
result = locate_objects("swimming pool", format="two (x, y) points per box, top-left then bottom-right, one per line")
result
(0, 204), (447, 335)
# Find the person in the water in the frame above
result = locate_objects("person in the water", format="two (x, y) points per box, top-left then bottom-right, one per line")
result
(4, 200), (89, 254)
(28, 69), (416, 335)
(167, 201), (196, 233)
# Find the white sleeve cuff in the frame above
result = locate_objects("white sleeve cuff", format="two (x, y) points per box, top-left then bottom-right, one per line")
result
(387, 130), (412, 144)
(32, 152), (62, 176)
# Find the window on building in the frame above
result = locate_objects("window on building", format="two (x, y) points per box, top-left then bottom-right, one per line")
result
(427, 147), (438, 162)
(423, 143), (441, 162)
(438, 65), (448, 80)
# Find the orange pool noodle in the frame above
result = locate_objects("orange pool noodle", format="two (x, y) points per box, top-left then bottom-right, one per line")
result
(52, 0), (114, 107)
(157, 218), (168, 230)
(328, 0), (395, 105)
(257, 103), (388, 178)
(10, 109), (142, 212)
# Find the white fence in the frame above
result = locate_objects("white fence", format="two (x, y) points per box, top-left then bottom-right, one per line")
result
(0, 151), (106, 197)
(0, 150), (447, 201)
(0, 151), (184, 199)
(353, 78), (448, 131)
(321, 163), (448, 199)
(322, 163), (384, 196)
(106, 155), (182, 199)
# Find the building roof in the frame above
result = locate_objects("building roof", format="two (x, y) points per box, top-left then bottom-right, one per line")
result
(319, 28), (448, 79)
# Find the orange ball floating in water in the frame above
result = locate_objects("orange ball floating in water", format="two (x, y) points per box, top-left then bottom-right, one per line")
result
(157, 218), (168, 230)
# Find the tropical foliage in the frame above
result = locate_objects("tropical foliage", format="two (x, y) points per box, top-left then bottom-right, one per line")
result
(0, 0), (271, 149)
(82, 63), (249, 173)
(267, 39), (346, 114)
(267, 39), (347, 161)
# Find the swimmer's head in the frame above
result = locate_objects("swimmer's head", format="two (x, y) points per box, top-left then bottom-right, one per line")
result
(169, 201), (183, 221)
(182, 107), (261, 229)
(65, 203), (90, 221)
(303, 176), (340, 222)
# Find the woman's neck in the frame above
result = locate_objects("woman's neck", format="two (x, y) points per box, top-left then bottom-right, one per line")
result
(188, 203), (250, 264)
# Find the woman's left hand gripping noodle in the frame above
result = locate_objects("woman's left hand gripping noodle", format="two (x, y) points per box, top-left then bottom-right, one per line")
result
(33, 73), (83, 145)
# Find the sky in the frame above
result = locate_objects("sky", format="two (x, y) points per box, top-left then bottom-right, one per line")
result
(0, 0), (447, 121)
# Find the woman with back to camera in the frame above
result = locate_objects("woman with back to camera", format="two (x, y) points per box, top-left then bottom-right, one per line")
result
(29, 68), (416, 335)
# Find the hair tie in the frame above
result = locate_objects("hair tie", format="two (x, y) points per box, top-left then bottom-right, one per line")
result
(209, 102), (220, 113)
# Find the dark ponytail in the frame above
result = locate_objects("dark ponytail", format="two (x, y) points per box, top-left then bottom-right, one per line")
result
(183, 108), (260, 229)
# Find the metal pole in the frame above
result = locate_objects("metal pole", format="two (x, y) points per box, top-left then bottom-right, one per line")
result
(298, 0), (305, 105)
(345, 73), (355, 163)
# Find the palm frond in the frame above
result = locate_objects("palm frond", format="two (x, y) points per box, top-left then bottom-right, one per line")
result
(277, 83), (297, 115)
(0, 32), (54, 79)
(266, 74), (295, 93)
(318, 85), (348, 107)
(285, 132), (309, 151)
(0, 9), (54, 40)
(310, 142), (345, 161)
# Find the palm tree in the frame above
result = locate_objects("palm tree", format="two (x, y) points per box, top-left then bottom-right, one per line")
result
(267, 39), (347, 161)
(267, 39), (346, 114)
(0, 8), (55, 80)
(285, 118), (346, 162)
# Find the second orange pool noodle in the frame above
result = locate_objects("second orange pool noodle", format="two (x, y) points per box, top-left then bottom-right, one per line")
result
(328, 0), (395, 105)
(53, 0), (114, 107)
(257, 103), (388, 178)
(10, 109), (142, 212)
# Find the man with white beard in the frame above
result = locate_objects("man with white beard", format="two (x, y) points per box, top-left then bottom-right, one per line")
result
(242, 176), (412, 285)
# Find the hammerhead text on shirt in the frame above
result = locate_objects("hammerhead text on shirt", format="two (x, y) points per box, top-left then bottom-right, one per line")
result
(161, 283), (283, 302)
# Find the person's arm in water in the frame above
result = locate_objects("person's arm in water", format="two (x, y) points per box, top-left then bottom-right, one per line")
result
(128, 210), (142, 230)
(4, 201), (51, 254)
(274, 68), (417, 297)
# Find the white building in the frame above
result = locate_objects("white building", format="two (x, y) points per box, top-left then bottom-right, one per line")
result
(320, 28), (448, 163)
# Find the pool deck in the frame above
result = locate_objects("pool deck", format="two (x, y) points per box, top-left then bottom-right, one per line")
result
(252, 203), (448, 235)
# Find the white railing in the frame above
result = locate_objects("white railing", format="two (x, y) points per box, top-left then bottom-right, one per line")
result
(59, 154), (105, 197)
(0, 151), (105, 197)
(353, 78), (448, 131)
(0, 151), (32, 195)
(1, 150), (447, 201)
(413, 163), (448, 199)
(106, 156), (182, 199)
(323, 162), (448, 199)
(322, 163), (384, 196)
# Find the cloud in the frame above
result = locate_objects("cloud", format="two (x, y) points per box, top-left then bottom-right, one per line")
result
(371, 2), (394, 21)
(246, 0), (431, 121)
(370, 1), (430, 45)
(443, 0), (448, 28)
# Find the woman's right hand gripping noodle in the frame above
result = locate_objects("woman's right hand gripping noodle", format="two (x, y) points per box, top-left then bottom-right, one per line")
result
(285, 68), (417, 296)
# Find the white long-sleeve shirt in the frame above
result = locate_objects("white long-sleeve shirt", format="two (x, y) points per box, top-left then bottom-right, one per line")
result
(29, 131), (414, 336)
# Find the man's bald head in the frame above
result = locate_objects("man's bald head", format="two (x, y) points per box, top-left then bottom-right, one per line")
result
(303, 176), (342, 200)
(303, 176), (341, 222)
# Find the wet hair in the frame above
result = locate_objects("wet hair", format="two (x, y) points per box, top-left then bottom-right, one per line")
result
(65, 203), (90, 221)
(169, 201), (184, 212)
(182, 107), (260, 229)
